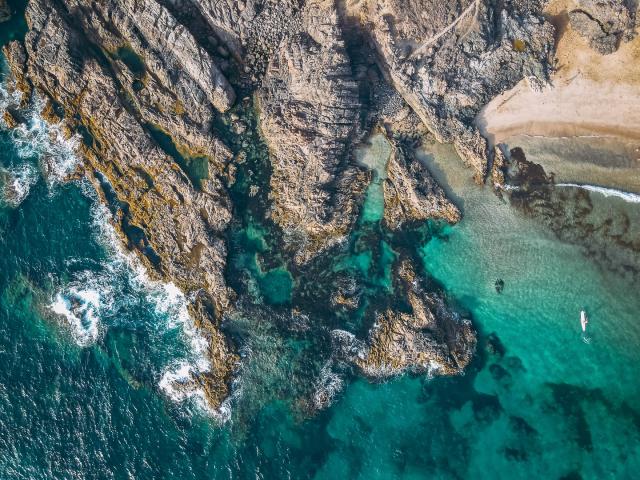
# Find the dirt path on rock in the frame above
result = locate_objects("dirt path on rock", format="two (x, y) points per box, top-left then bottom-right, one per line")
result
(410, 0), (480, 58)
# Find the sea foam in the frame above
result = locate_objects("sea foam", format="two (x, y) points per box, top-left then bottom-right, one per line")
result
(50, 283), (104, 347)
(0, 82), (80, 200)
(312, 361), (345, 411)
(86, 199), (229, 419)
(1, 162), (38, 206)
(556, 183), (640, 204)
(2, 79), (226, 418)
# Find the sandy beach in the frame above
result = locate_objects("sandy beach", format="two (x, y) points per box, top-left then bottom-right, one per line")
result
(475, 0), (640, 193)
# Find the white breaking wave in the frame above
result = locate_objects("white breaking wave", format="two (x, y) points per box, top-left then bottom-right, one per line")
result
(0, 82), (80, 193)
(556, 183), (640, 204)
(50, 281), (106, 347)
(1, 162), (38, 206)
(47, 197), (228, 417)
(312, 361), (345, 411)
(86, 198), (229, 419)
(1, 78), (224, 417)
(9, 96), (80, 185)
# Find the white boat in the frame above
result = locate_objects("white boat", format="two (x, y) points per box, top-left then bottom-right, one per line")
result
(580, 310), (588, 332)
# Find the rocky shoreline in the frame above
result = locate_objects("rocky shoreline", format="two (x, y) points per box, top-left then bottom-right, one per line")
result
(1, 0), (566, 413)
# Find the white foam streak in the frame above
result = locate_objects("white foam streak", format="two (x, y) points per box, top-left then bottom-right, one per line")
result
(50, 288), (102, 347)
(1, 79), (225, 417)
(1, 163), (38, 206)
(556, 183), (640, 204)
(158, 362), (199, 402)
(87, 200), (227, 418)
(1, 83), (80, 190)
(312, 362), (345, 410)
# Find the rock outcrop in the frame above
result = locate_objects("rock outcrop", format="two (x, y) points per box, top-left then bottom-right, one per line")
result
(333, 260), (476, 378)
(258, 0), (369, 264)
(3, 0), (239, 408)
(196, 0), (304, 76)
(569, 0), (637, 54)
(1, 0), (563, 413)
(383, 142), (460, 230)
(345, 0), (555, 180)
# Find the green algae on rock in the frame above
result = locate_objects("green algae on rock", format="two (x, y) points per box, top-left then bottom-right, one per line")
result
(0, 0), (564, 414)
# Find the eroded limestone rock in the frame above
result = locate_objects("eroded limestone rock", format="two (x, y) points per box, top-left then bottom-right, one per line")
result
(569, 0), (636, 55)
(258, 0), (369, 264)
(4, 0), (239, 409)
(334, 260), (476, 378)
(383, 142), (460, 230)
(0, 0), (549, 412)
(345, 0), (555, 180)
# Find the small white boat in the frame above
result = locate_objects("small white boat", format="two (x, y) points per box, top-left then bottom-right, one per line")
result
(580, 310), (588, 332)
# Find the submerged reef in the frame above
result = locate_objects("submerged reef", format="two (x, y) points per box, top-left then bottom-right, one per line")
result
(333, 260), (475, 378)
(0, 0), (10, 23)
(494, 146), (640, 282)
(1, 0), (558, 413)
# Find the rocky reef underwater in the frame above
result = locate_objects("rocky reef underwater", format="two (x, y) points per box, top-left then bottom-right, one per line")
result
(1, 0), (639, 425)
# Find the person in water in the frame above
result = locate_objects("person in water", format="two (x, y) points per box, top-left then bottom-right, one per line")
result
(495, 279), (505, 294)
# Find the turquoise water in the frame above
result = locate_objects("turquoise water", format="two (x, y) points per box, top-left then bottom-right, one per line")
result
(356, 132), (391, 224)
(2, 31), (640, 480)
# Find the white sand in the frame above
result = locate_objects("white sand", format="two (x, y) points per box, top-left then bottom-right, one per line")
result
(475, 0), (640, 191)
(476, 78), (640, 145)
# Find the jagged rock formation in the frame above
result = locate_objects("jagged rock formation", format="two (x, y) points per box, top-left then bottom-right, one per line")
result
(344, 0), (555, 180)
(333, 260), (476, 378)
(0, 0), (563, 412)
(196, 0), (303, 76)
(383, 142), (460, 230)
(569, 0), (637, 54)
(0, 0), (10, 22)
(3, 0), (239, 408)
(258, 0), (369, 264)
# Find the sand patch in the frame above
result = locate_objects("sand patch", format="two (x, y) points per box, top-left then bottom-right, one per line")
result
(475, 0), (640, 190)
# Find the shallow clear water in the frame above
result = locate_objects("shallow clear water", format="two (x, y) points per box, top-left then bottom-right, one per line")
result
(1, 34), (640, 480)
(418, 142), (640, 478)
(356, 132), (392, 223)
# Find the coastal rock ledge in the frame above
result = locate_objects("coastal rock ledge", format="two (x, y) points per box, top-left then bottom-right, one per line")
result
(0, 0), (559, 412)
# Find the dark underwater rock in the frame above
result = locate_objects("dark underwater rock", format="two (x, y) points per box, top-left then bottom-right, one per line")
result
(334, 259), (476, 379)
(501, 147), (640, 282)
(3, 0), (239, 408)
(0, 0), (10, 22)
(1, 0), (560, 412)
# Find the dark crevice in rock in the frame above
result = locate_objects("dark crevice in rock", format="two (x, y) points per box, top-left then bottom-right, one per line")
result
(112, 46), (146, 78)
